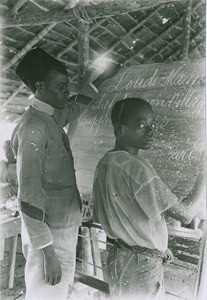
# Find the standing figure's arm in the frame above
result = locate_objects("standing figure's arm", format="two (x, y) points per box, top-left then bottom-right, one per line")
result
(12, 126), (62, 285)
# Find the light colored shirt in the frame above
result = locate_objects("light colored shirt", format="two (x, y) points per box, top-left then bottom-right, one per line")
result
(12, 98), (86, 249)
(93, 151), (177, 252)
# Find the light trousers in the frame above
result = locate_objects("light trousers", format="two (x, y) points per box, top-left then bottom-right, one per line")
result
(107, 243), (165, 300)
(21, 221), (79, 300)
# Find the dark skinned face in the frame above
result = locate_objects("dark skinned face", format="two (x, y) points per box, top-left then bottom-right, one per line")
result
(116, 105), (155, 155)
(36, 70), (70, 109)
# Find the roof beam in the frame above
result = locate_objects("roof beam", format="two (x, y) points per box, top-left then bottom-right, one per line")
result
(1, 0), (185, 28)
(181, 0), (193, 60)
(103, 6), (161, 57)
(28, 0), (49, 12)
(57, 19), (105, 58)
(123, 13), (183, 65)
(10, 0), (27, 14)
(1, 83), (26, 107)
(78, 20), (90, 89)
(2, 23), (57, 71)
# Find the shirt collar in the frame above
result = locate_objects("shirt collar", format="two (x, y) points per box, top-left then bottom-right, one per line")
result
(31, 97), (54, 116)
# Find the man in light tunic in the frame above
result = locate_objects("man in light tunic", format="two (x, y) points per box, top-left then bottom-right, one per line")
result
(93, 98), (204, 300)
(12, 48), (95, 300)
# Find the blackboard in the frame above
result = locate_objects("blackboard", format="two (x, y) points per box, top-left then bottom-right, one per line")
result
(70, 59), (205, 199)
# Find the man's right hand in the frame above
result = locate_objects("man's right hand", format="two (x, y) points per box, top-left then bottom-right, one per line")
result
(42, 245), (62, 285)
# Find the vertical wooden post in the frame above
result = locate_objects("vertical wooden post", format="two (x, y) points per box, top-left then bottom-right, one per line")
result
(172, 0), (193, 229)
(194, 221), (207, 299)
(78, 19), (90, 89)
(181, 4), (206, 297)
(90, 228), (104, 280)
(76, 17), (94, 275)
(77, 227), (94, 275)
(181, 0), (193, 60)
(8, 235), (18, 289)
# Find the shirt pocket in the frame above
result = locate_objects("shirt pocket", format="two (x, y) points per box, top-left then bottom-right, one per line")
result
(43, 147), (76, 187)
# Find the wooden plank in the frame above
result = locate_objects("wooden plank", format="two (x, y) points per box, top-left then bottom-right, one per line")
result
(1, 0), (184, 28)
(175, 253), (199, 265)
(169, 239), (200, 254)
(75, 270), (110, 294)
(0, 215), (21, 239)
(168, 226), (203, 240)
(169, 244), (200, 256)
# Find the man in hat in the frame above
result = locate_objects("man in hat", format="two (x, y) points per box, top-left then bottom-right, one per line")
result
(11, 47), (118, 300)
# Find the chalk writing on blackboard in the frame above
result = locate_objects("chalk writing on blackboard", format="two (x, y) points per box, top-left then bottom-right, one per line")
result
(152, 141), (203, 162)
(71, 59), (205, 196)
(107, 67), (205, 92)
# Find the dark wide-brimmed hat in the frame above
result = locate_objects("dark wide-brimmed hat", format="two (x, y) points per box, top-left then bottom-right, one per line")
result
(16, 47), (66, 93)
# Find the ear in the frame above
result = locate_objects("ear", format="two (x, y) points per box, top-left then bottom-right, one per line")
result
(114, 123), (124, 136)
(35, 81), (44, 91)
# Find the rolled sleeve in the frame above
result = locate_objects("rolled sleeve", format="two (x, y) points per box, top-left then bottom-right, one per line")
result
(22, 213), (53, 249)
(16, 126), (47, 211)
(14, 126), (53, 249)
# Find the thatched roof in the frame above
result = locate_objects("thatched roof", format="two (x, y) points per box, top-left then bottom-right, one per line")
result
(0, 0), (205, 123)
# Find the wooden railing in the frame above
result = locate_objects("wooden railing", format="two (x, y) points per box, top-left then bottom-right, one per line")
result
(75, 222), (110, 295)
(74, 221), (205, 298)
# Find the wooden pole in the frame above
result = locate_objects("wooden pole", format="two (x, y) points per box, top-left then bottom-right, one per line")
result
(77, 227), (94, 275)
(8, 235), (18, 289)
(10, 0), (27, 14)
(29, 0), (49, 12)
(194, 221), (207, 299)
(1, 0), (183, 28)
(181, 3), (206, 298)
(78, 20), (89, 89)
(181, 0), (193, 60)
(76, 16), (94, 274)
(169, 0), (193, 228)
(89, 228), (104, 279)
(2, 20), (105, 107)
(2, 83), (25, 107)
(57, 19), (105, 59)
(125, 15), (182, 65)
(2, 23), (57, 72)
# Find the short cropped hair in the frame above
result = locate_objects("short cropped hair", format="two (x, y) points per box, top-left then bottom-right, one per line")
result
(111, 98), (152, 126)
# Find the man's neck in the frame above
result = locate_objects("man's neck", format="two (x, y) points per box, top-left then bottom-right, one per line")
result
(31, 97), (54, 116)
